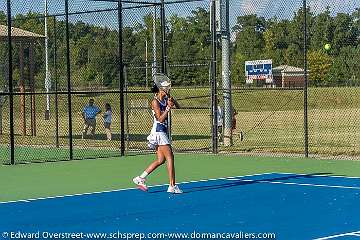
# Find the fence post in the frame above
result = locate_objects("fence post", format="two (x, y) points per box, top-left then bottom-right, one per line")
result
(160, 0), (167, 74)
(118, 0), (125, 156)
(7, 0), (15, 165)
(303, 0), (309, 158)
(65, 0), (73, 160)
(53, 16), (59, 148)
(211, 0), (218, 154)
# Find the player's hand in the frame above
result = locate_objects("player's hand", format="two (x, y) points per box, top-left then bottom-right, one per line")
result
(167, 97), (175, 108)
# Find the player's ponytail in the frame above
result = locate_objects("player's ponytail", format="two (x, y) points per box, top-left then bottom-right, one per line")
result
(151, 84), (159, 94)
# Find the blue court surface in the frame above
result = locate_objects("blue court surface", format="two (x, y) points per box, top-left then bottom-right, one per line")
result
(1, 172), (360, 240)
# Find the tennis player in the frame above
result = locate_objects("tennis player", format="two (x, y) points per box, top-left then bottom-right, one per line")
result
(133, 74), (182, 194)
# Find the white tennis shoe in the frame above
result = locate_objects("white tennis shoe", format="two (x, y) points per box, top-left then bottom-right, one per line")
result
(133, 176), (148, 192)
(167, 185), (183, 194)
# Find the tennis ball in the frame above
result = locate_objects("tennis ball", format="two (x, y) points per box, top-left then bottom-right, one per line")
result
(324, 43), (331, 51)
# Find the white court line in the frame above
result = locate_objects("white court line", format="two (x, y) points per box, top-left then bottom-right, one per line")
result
(225, 172), (360, 190)
(271, 172), (360, 179)
(0, 172), (274, 205)
(237, 179), (360, 190)
(313, 230), (360, 240)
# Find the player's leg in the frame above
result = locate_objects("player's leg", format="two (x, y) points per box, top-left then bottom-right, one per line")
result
(90, 119), (96, 136)
(82, 120), (90, 139)
(159, 145), (175, 186)
(105, 123), (111, 140)
(145, 149), (166, 174)
(159, 145), (182, 194)
(133, 148), (165, 191)
(218, 125), (223, 144)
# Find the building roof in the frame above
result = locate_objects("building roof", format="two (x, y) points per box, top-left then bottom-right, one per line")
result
(273, 65), (304, 73)
(0, 25), (44, 41)
(273, 65), (306, 77)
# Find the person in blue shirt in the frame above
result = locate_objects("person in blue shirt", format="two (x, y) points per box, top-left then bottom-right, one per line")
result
(82, 99), (101, 139)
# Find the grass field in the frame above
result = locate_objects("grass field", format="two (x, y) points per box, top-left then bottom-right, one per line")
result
(0, 87), (359, 163)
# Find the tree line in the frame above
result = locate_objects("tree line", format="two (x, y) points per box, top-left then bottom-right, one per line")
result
(0, 6), (359, 90)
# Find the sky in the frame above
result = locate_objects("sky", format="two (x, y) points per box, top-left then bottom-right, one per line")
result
(230, 0), (359, 20)
(0, 0), (359, 30)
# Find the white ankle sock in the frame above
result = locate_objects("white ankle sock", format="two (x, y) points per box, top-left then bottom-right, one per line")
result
(140, 171), (149, 179)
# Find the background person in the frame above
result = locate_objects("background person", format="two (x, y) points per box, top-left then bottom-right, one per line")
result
(82, 98), (101, 139)
(103, 103), (112, 141)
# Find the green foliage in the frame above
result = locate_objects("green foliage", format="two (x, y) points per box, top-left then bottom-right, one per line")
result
(167, 8), (211, 86)
(232, 14), (266, 58)
(328, 46), (360, 86)
(263, 19), (289, 65)
(332, 13), (358, 54)
(353, 8), (360, 45)
(1, 5), (359, 89)
(310, 7), (333, 50)
(231, 6), (359, 87)
(308, 50), (333, 86)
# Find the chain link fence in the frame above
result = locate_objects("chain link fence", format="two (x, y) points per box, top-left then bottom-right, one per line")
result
(1, 0), (360, 164)
(221, 0), (360, 158)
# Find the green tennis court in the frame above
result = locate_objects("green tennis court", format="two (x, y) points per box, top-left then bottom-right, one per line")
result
(1, 153), (360, 202)
(1, 153), (360, 240)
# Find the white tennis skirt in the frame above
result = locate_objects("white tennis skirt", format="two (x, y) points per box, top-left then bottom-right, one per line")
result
(147, 132), (171, 149)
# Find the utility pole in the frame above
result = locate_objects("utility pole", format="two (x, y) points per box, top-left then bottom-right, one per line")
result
(219, 0), (232, 146)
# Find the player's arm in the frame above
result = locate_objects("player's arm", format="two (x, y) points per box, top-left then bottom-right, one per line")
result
(152, 99), (172, 123)
(170, 96), (181, 109)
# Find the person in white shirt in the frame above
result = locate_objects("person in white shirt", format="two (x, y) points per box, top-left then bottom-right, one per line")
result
(217, 103), (224, 143)
(103, 103), (112, 141)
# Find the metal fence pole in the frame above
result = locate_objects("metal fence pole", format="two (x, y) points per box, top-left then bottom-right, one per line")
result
(118, 0), (125, 156)
(221, 0), (232, 147)
(160, 0), (167, 74)
(303, 0), (309, 158)
(160, 0), (173, 141)
(7, 0), (15, 165)
(211, 0), (218, 154)
(53, 16), (59, 148)
(65, 0), (73, 160)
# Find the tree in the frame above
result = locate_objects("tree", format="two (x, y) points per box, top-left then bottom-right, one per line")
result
(232, 14), (267, 85)
(231, 52), (247, 85)
(328, 46), (360, 86)
(167, 8), (211, 86)
(0, 11), (6, 24)
(353, 8), (360, 46)
(263, 19), (290, 66)
(286, 7), (314, 67)
(232, 14), (266, 58)
(308, 50), (333, 86)
(332, 13), (358, 55)
(310, 7), (333, 50)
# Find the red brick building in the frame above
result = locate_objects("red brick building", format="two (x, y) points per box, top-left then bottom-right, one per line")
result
(273, 65), (305, 88)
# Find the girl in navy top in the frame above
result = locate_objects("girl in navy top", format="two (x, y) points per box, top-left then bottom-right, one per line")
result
(133, 80), (182, 194)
